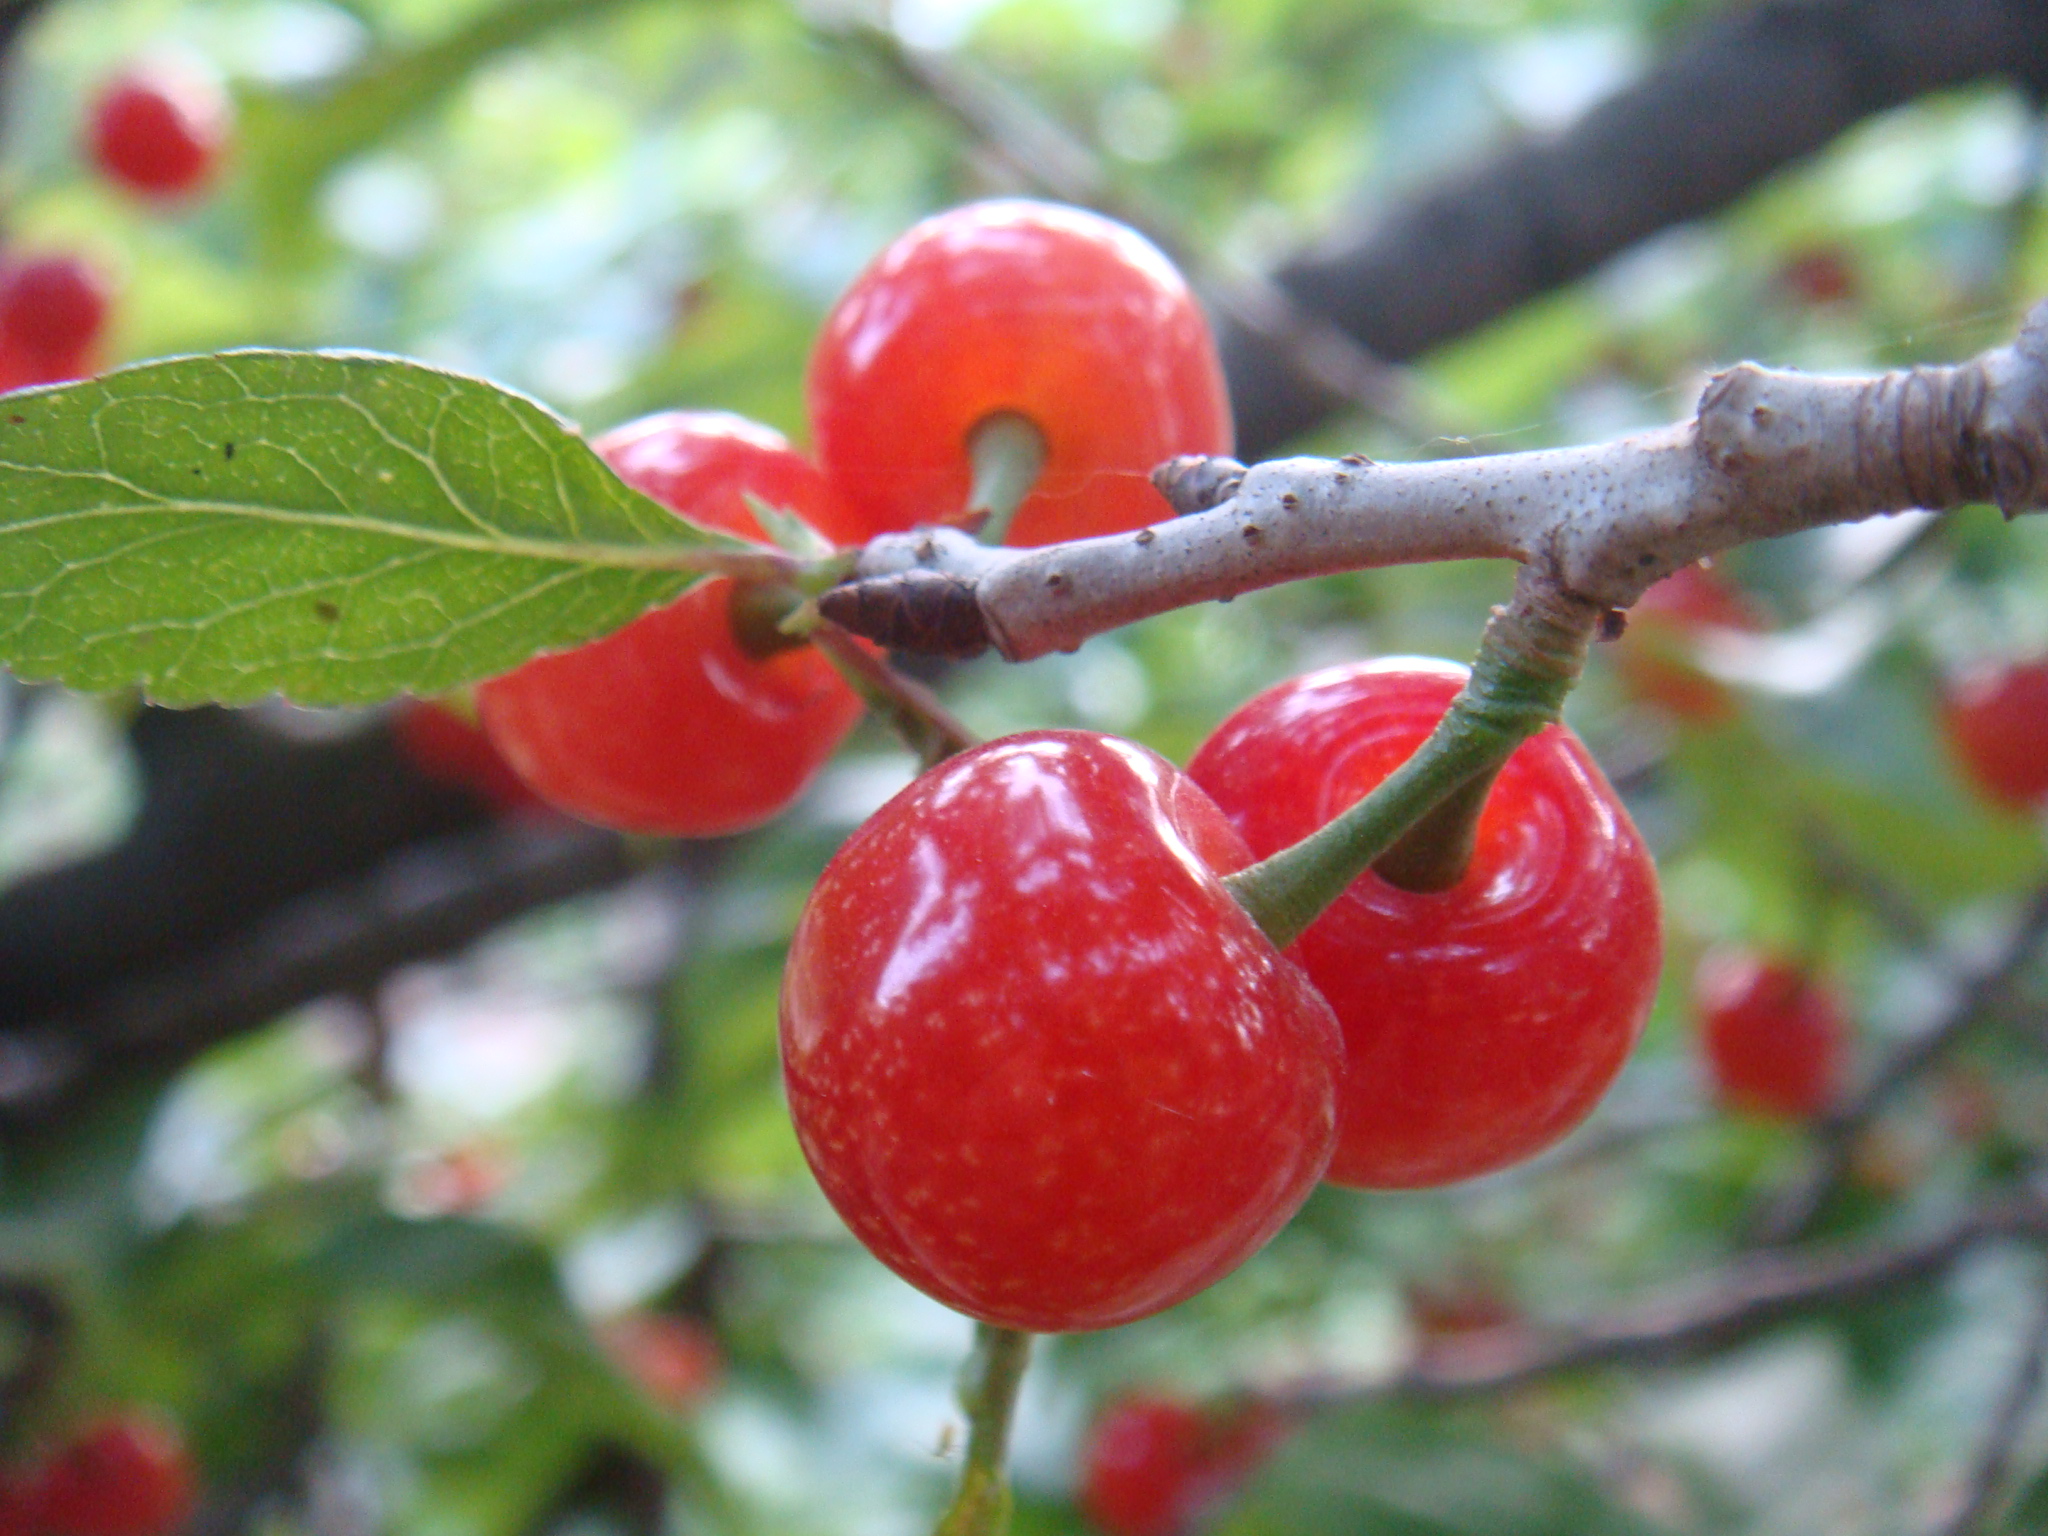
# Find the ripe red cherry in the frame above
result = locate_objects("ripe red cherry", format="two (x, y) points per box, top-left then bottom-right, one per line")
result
(596, 1312), (723, 1410)
(1694, 949), (1847, 1121)
(780, 731), (1340, 1331)
(0, 1473), (42, 1536)
(478, 412), (866, 836)
(1941, 658), (2048, 812)
(35, 1414), (196, 1536)
(87, 64), (230, 200)
(1079, 1395), (1282, 1536)
(806, 200), (1231, 547)
(1187, 659), (1662, 1188)
(0, 255), (111, 389)
(1613, 561), (1763, 723)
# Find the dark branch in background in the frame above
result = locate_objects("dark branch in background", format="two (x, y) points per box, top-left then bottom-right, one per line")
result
(1275, 1184), (2048, 1404)
(0, 0), (59, 124)
(0, 805), (657, 1132)
(1928, 1282), (2048, 1536)
(0, 708), (489, 1026)
(1747, 882), (2048, 1246)
(1225, 0), (2048, 456)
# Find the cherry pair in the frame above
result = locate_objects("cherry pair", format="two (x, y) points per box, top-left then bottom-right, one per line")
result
(780, 660), (1662, 1331)
(476, 200), (1229, 836)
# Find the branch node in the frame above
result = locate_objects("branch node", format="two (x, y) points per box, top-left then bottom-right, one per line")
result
(816, 571), (992, 657)
(1152, 454), (1246, 515)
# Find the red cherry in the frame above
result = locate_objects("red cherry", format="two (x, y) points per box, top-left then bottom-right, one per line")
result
(36, 1414), (195, 1536)
(0, 255), (111, 388)
(1613, 562), (1763, 723)
(393, 700), (550, 817)
(806, 200), (1232, 547)
(1187, 659), (1663, 1188)
(1079, 1395), (1283, 1536)
(780, 731), (1340, 1331)
(1778, 247), (1859, 308)
(1941, 658), (2048, 812)
(87, 64), (230, 201)
(478, 412), (866, 836)
(596, 1312), (723, 1410)
(0, 1473), (44, 1536)
(1694, 949), (1848, 1121)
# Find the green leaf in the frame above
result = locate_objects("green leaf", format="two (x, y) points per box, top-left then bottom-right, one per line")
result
(0, 351), (753, 706)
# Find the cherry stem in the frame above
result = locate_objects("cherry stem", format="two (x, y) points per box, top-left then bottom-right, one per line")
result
(967, 412), (1048, 547)
(933, 1324), (1034, 1536)
(811, 620), (982, 767)
(1224, 567), (1603, 949)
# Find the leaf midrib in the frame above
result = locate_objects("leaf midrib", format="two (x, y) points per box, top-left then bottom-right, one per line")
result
(0, 495), (730, 572)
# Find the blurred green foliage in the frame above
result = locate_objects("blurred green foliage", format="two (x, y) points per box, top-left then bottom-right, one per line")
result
(3, 0), (2048, 1531)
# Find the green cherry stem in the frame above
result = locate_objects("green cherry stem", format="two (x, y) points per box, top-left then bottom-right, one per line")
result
(1368, 768), (1502, 893)
(933, 1324), (1035, 1536)
(968, 412), (1049, 547)
(1224, 566), (1603, 949)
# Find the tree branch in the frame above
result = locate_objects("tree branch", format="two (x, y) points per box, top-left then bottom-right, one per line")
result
(821, 301), (2048, 659)
(0, 816), (666, 1128)
(1223, 0), (2048, 454)
(1279, 1185), (2048, 1404)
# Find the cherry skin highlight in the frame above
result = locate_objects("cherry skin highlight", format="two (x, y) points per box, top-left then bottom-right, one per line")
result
(0, 255), (111, 388)
(1079, 1395), (1283, 1536)
(1942, 657), (2048, 812)
(35, 1414), (196, 1536)
(806, 200), (1232, 547)
(1187, 659), (1663, 1188)
(478, 412), (866, 836)
(780, 731), (1340, 1332)
(87, 64), (230, 200)
(1694, 949), (1848, 1121)
(1613, 561), (1763, 723)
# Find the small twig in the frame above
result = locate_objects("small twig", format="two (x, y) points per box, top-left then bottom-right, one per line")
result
(810, 621), (980, 768)
(1276, 1186), (2048, 1406)
(1748, 883), (2048, 1246)
(933, 1324), (1033, 1536)
(1925, 1282), (2048, 1536)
